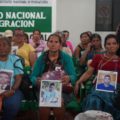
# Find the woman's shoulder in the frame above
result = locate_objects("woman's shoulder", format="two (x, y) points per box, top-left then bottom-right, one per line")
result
(60, 50), (71, 57)
(9, 54), (24, 62)
(9, 54), (20, 60)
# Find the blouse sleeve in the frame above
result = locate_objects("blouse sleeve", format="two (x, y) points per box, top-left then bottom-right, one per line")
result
(90, 54), (102, 71)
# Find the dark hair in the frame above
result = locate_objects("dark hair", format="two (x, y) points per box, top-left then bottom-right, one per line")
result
(47, 34), (62, 44)
(50, 82), (55, 87)
(91, 33), (102, 49)
(116, 24), (120, 56)
(33, 29), (41, 34)
(62, 30), (69, 34)
(91, 33), (101, 41)
(24, 33), (29, 43)
(116, 24), (120, 43)
(80, 32), (90, 39)
(0, 37), (11, 47)
(104, 34), (118, 46)
(104, 74), (111, 79)
(13, 28), (24, 36)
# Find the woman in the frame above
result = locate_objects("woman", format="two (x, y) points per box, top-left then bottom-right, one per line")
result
(0, 37), (24, 120)
(74, 34), (120, 120)
(13, 28), (36, 67)
(73, 32), (91, 64)
(73, 32), (91, 79)
(29, 30), (47, 57)
(55, 31), (72, 56)
(87, 33), (105, 66)
(87, 33), (104, 59)
(31, 34), (77, 120)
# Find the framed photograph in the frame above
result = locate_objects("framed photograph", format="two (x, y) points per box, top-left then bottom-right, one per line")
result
(39, 80), (62, 107)
(0, 69), (13, 94)
(96, 70), (117, 92)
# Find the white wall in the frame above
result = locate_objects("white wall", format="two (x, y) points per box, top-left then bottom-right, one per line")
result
(56, 0), (114, 48)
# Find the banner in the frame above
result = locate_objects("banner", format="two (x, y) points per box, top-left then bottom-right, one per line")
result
(0, 0), (56, 34)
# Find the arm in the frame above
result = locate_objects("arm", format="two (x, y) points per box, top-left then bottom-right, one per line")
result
(73, 46), (81, 59)
(74, 66), (94, 95)
(29, 51), (37, 67)
(79, 43), (92, 65)
(30, 53), (45, 86)
(12, 74), (23, 91)
(29, 44), (37, 67)
(1, 74), (23, 98)
(2, 56), (24, 98)
(62, 52), (77, 86)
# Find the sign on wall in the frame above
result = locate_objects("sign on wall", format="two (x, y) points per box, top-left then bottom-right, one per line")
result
(0, 0), (56, 34)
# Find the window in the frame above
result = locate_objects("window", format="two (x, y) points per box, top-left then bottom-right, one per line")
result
(96, 0), (120, 31)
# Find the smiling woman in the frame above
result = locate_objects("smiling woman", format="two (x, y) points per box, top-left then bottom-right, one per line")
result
(74, 34), (120, 120)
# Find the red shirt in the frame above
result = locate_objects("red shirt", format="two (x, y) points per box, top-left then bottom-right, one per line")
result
(90, 54), (120, 83)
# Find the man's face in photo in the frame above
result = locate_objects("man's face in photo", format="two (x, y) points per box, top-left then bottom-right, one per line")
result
(0, 73), (10, 84)
(49, 84), (55, 92)
(104, 76), (111, 85)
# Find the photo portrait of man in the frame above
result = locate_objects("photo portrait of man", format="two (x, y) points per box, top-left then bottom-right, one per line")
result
(42, 82), (58, 103)
(39, 80), (62, 107)
(0, 71), (11, 92)
(96, 74), (115, 91)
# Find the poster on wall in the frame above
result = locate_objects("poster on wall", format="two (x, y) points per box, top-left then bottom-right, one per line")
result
(0, 0), (56, 39)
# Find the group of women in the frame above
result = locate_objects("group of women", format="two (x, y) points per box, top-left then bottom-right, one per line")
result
(0, 29), (120, 120)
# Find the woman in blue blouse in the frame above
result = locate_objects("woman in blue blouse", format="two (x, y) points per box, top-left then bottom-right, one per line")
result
(0, 37), (24, 120)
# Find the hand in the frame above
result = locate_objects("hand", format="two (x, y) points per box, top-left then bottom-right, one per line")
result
(61, 75), (70, 85)
(36, 77), (42, 88)
(86, 43), (93, 52)
(74, 81), (81, 96)
(2, 90), (15, 98)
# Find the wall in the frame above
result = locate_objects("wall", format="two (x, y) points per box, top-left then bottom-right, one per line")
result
(56, 0), (114, 48)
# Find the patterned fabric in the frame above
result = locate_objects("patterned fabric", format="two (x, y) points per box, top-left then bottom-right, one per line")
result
(75, 110), (113, 120)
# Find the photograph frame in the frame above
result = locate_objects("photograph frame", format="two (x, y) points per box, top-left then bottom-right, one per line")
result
(0, 69), (13, 94)
(96, 70), (117, 92)
(39, 80), (62, 107)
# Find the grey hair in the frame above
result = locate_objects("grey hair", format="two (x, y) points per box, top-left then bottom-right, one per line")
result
(0, 37), (11, 47)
